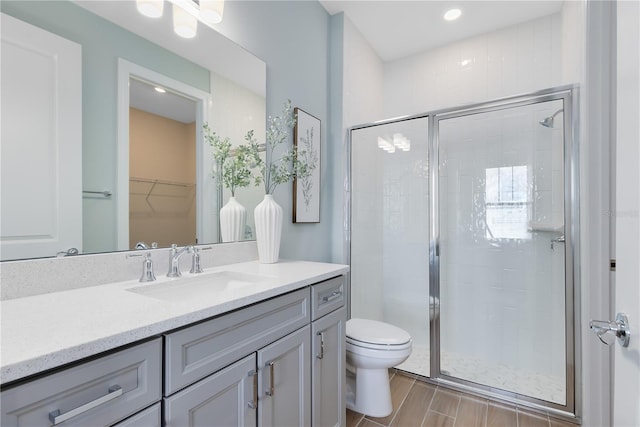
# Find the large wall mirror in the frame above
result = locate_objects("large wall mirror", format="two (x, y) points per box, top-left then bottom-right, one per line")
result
(0, 0), (266, 261)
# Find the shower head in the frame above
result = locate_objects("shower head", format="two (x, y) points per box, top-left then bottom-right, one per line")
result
(539, 109), (564, 128)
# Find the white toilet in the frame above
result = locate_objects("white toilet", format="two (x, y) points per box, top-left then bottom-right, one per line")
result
(345, 318), (412, 417)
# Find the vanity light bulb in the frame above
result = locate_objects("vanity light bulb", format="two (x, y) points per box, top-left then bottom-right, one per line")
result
(136, 0), (164, 18)
(200, 0), (224, 24)
(173, 4), (197, 38)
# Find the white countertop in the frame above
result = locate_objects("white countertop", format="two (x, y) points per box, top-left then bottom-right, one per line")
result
(1, 260), (349, 385)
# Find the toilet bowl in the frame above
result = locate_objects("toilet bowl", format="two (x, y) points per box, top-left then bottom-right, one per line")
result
(345, 318), (412, 418)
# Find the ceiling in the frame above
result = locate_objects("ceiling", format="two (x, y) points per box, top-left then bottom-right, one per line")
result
(319, 0), (564, 62)
(130, 78), (197, 124)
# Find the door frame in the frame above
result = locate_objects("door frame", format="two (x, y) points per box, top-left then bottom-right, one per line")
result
(116, 59), (210, 250)
(428, 87), (580, 417)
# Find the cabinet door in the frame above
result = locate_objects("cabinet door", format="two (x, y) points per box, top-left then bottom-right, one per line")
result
(258, 325), (311, 427)
(164, 354), (257, 427)
(312, 307), (346, 427)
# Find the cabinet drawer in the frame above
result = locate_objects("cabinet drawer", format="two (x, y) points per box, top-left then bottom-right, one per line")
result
(311, 276), (345, 320)
(165, 288), (310, 395)
(1, 338), (162, 427)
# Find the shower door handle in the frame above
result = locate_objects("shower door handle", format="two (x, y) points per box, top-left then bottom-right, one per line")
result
(590, 313), (630, 347)
(550, 235), (565, 250)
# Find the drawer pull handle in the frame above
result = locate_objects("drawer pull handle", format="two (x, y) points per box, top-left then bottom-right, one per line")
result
(248, 370), (258, 409)
(317, 331), (325, 359)
(265, 361), (275, 397)
(321, 291), (342, 304)
(48, 385), (123, 425)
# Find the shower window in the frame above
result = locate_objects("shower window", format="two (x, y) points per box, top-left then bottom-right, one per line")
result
(485, 165), (530, 240)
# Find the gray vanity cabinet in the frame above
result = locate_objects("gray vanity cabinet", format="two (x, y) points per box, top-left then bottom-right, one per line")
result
(311, 276), (346, 427)
(1, 275), (346, 427)
(162, 287), (312, 427)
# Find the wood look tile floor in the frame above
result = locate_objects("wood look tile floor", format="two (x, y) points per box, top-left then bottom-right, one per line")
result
(347, 371), (578, 427)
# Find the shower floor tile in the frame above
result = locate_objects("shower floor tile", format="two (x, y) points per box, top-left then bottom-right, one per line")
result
(396, 346), (566, 405)
(346, 371), (578, 427)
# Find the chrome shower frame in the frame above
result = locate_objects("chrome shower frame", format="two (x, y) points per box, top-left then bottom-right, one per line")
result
(345, 84), (581, 421)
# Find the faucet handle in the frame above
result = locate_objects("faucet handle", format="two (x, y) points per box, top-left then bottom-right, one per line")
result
(140, 252), (156, 282)
(127, 252), (156, 282)
(190, 247), (202, 274)
(189, 246), (212, 274)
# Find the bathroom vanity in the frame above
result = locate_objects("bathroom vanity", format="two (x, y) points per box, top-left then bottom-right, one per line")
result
(0, 259), (348, 427)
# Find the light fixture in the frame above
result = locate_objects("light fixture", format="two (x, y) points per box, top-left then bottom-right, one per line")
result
(200, 0), (224, 24)
(136, 0), (225, 38)
(173, 3), (197, 38)
(136, 0), (164, 18)
(443, 8), (462, 21)
(154, 87), (166, 93)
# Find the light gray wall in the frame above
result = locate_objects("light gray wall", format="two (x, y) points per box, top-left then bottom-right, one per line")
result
(328, 13), (345, 264)
(214, 1), (333, 262)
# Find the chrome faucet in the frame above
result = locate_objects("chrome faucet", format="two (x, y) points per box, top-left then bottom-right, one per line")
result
(167, 244), (192, 278)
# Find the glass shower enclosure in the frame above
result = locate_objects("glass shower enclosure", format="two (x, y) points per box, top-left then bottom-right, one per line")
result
(348, 87), (578, 415)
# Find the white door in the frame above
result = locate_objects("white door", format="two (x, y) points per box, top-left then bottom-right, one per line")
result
(1, 13), (82, 260)
(613, 1), (640, 425)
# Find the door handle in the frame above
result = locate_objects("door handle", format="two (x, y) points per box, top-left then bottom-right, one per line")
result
(49, 385), (122, 425)
(316, 331), (325, 359)
(590, 313), (630, 347)
(265, 361), (275, 397)
(247, 370), (258, 409)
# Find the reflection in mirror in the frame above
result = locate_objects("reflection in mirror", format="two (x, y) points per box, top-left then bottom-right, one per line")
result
(0, 0), (266, 261)
(129, 78), (198, 249)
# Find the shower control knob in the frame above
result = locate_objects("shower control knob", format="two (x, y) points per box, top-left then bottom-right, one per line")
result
(590, 313), (630, 347)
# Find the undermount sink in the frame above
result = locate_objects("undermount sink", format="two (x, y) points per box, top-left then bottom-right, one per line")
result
(126, 271), (272, 302)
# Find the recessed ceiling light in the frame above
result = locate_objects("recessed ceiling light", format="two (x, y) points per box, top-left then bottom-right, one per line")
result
(444, 8), (462, 21)
(155, 87), (166, 93)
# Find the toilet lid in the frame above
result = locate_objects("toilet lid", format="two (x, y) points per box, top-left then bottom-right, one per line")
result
(346, 318), (411, 346)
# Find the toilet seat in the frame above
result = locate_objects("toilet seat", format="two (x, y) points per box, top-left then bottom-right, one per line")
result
(346, 318), (412, 349)
(347, 336), (412, 351)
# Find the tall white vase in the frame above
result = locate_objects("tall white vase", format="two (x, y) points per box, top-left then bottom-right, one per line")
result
(254, 194), (283, 263)
(219, 196), (246, 242)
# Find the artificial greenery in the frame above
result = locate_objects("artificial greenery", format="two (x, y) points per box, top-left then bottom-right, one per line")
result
(245, 99), (298, 195)
(206, 99), (316, 199)
(204, 123), (256, 197)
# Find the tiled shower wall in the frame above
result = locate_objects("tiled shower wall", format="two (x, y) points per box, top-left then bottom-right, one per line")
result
(382, 10), (579, 118)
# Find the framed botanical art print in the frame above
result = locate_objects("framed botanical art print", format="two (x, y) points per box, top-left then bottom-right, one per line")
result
(293, 108), (320, 223)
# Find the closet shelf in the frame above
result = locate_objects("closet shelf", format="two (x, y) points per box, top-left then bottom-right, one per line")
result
(129, 177), (196, 215)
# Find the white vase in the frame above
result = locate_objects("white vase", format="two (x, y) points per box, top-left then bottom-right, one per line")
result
(254, 194), (283, 263)
(220, 196), (246, 242)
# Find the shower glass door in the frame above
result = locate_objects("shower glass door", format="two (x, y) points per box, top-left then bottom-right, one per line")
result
(350, 116), (430, 377)
(436, 97), (570, 406)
